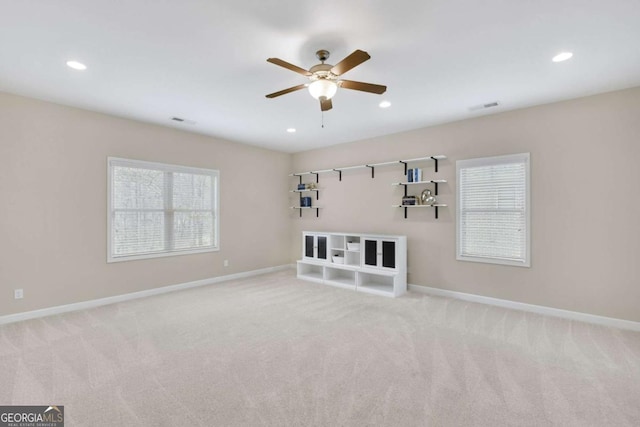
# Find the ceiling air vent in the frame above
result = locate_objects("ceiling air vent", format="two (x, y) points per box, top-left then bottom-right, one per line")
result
(469, 101), (500, 112)
(170, 117), (196, 125)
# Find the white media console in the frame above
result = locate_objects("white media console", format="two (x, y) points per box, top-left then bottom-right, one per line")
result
(296, 231), (407, 297)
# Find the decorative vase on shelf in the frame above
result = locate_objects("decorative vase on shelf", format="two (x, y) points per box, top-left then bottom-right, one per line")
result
(421, 189), (437, 205)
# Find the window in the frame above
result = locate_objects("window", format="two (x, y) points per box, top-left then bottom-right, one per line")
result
(107, 157), (219, 262)
(456, 153), (530, 267)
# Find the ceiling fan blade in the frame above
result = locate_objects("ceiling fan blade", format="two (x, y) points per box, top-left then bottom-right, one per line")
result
(320, 97), (333, 111)
(330, 50), (371, 76)
(267, 58), (312, 76)
(339, 79), (387, 95)
(265, 84), (307, 99)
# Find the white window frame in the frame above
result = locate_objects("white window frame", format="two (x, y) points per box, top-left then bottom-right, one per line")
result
(456, 153), (530, 267)
(107, 157), (220, 263)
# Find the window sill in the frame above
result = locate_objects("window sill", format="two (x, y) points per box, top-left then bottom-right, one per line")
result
(107, 246), (219, 263)
(456, 254), (530, 268)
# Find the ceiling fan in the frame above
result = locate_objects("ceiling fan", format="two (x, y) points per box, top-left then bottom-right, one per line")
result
(265, 49), (387, 111)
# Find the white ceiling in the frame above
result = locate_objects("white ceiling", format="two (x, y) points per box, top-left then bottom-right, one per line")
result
(2, 0), (639, 153)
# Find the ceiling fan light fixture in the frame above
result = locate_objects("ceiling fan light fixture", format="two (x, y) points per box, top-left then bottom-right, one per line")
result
(308, 79), (337, 100)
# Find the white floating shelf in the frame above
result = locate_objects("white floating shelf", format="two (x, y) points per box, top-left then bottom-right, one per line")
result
(392, 204), (447, 208)
(289, 171), (319, 177)
(393, 204), (447, 219)
(391, 180), (447, 186)
(289, 189), (319, 193)
(402, 155), (447, 162)
(289, 155), (446, 177)
(290, 206), (322, 209)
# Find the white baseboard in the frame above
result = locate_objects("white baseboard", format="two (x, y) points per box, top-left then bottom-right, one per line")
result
(0, 264), (294, 326)
(409, 284), (640, 332)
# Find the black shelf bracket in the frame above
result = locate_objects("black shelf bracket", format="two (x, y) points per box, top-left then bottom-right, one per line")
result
(316, 207), (319, 218)
(297, 207), (319, 218)
(431, 156), (439, 173)
(295, 207), (320, 218)
(434, 182), (438, 195)
(298, 175), (302, 185)
(333, 169), (342, 181)
(311, 172), (319, 183)
(401, 206), (440, 220)
(399, 161), (407, 175)
(315, 190), (319, 200)
(366, 165), (375, 178)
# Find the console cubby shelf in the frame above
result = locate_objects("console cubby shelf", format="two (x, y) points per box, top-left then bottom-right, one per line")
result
(297, 231), (407, 297)
(297, 262), (324, 283)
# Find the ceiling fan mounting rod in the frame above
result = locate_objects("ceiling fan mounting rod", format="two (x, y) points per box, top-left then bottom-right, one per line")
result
(316, 49), (330, 63)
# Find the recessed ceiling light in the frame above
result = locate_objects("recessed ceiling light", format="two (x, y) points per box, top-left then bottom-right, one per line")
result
(552, 52), (573, 63)
(286, 128), (296, 133)
(379, 101), (391, 108)
(66, 60), (87, 70)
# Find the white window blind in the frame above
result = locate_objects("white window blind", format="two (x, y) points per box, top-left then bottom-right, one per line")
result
(457, 153), (530, 267)
(108, 158), (219, 262)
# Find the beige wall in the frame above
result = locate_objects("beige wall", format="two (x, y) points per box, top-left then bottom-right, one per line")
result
(3, 87), (639, 323)
(291, 87), (640, 322)
(0, 92), (292, 316)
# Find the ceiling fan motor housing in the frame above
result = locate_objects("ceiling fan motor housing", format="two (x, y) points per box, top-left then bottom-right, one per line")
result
(309, 63), (335, 81)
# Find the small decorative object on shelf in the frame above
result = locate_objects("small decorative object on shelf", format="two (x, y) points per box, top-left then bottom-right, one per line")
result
(402, 196), (417, 206)
(295, 182), (318, 191)
(300, 196), (312, 207)
(407, 168), (422, 182)
(332, 254), (344, 264)
(421, 189), (437, 205)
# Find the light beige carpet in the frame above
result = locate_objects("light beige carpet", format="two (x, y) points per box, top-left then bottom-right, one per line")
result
(1, 269), (639, 426)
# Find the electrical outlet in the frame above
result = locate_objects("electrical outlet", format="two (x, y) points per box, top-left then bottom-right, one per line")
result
(14, 289), (24, 299)
(223, 260), (229, 267)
